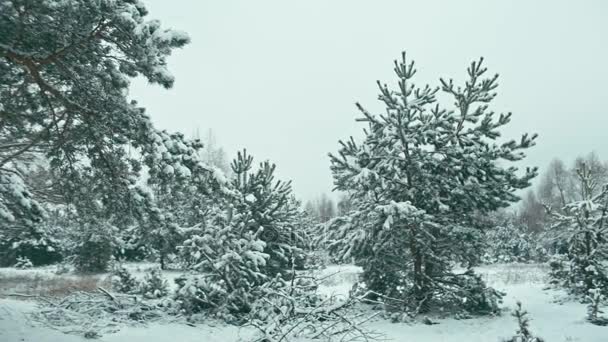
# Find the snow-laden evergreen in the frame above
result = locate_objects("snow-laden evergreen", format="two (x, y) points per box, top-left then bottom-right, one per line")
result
(327, 52), (537, 315)
(140, 267), (169, 299)
(0, 0), (227, 271)
(175, 150), (311, 318)
(111, 265), (139, 294)
(73, 221), (118, 273)
(503, 302), (545, 342)
(547, 162), (608, 297)
(4, 1), (607, 340)
(483, 218), (546, 264)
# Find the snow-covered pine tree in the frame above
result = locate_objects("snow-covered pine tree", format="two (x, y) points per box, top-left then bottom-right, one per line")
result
(228, 149), (307, 275)
(0, 162), (66, 266)
(547, 163), (608, 297)
(134, 131), (229, 269)
(586, 285), (608, 326)
(73, 221), (118, 273)
(0, 206), (63, 266)
(483, 218), (545, 264)
(0, 1), (230, 257)
(175, 210), (269, 318)
(111, 265), (139, 294)
(328, 52), (537, 315)
(0, 171), (45, 240)
(175, 150), (310, 318)
(140, 267), (169, 299)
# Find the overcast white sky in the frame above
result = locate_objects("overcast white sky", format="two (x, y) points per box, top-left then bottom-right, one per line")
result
(130, 0), (608, 202)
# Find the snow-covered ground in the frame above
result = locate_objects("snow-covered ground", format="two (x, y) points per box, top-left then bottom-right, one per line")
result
(0, 298), (257, 342)
(1, 263), (606, 341)
(371, 264), (605, 342)
(0, 263), (258, 342)
(0, 263), (184, 296)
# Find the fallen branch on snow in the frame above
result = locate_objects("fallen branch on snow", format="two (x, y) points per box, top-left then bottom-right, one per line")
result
(29, 289), (178, 339)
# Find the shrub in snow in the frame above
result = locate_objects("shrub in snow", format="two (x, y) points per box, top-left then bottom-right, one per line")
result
(140, 267), (169, 299)
(174, 275), (219, 313)
(548, 242), (608, 298)
(117, 226), (149, 262)
(177, 216), (270, 318)
(83, 331), (101, 339)
(326, 52), (536, 316)
(74, 222), (117, 273)
(452, 270), (504, 314)
(504, 302), (545, 342)
(112, 266), (140, 294)
(249, 274), (320, 322)
(586, 286), (608, 326)
(0, 224), (63, 267)
(546, 164), (608, 298)
(547, 254), (569, 286)
(483, 221), (546, 264)
(14, 256), (33, 269)
(174, 274), (244, 323)
(54, 263), (72, 275)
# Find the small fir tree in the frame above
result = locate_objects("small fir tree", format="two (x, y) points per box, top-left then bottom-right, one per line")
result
(73, 221), (117, 273)
(176, 210), (270, 316)
(586, 285), (608, 326)
(547, 163), (608, 297)
(111, 266), (140, 294)
(228, 149), (307, 275)
(176, 150), (310, 318)
(140, 267), (169, 299)
(483, 220), (545, 264)
(504, 302), (545, 342)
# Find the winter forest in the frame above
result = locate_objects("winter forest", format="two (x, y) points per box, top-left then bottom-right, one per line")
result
(1, 1), (607, 341)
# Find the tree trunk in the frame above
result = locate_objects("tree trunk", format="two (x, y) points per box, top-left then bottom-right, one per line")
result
(160, 251), (166, 270)
(409, 224), (425, 310)
(422, 257), (434, 306)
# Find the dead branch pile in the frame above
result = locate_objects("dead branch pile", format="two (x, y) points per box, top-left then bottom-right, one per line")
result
(29, 287), (176, 338)
(249, 272), (384, 342)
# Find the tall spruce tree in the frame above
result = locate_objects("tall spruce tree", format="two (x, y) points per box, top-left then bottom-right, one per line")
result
(327, 52), (537, 315)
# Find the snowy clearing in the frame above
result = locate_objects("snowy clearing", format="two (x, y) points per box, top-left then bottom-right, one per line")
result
(0, 263), (605, 342)
(3, 3), (608, 342)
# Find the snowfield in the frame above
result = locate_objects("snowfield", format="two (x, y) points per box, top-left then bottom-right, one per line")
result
(0, 299), (257, 342)
(1, 263), (606, 342)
